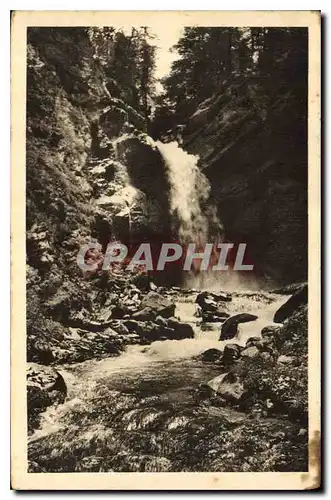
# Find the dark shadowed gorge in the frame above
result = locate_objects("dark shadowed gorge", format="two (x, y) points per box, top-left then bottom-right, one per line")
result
(26, 27), (308, 473)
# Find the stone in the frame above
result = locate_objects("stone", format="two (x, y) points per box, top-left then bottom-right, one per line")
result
(201, 310), (230, 323)
(155, 315), (168, 327)
(261, 325), (280, 339)
(220, 313), (258, 340)
(200, 348), (223, 362)
(140, 291), (175, 318)
(273, 284), (308, 323)
(196, 292), (217, 311)
(207, 371), (246, 403)
(240, 346), (260, 359)
(260, 352), (273, 362)
(27, 363), (67, 432)
(131, 307), (156, 321)
(245, 336), (262, 348)
(222, 343), (243, 365)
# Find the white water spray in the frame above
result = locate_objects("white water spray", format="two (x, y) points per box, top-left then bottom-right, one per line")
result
(156, 141), (213, 245)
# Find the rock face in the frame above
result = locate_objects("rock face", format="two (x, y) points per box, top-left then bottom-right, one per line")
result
(27, 363), (67, 432)
(219, 313), (258, 340)
(182, 75), (307, 284)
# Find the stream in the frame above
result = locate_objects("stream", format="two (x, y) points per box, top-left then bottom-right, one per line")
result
(28, 289), (288, 473)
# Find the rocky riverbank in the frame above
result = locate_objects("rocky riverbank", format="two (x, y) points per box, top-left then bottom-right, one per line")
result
(28, 282), (308, 472)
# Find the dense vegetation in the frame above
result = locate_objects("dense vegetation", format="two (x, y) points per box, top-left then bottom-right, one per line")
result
(152, 27), (308, 135)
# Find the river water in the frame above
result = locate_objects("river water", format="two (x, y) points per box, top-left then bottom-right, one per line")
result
(28, 289), (287, 472)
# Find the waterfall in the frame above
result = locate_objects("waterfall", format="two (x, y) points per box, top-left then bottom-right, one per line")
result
(156, 140), (262, 291)
(156, 141), (213, 245)
(156, 140), (227, 289)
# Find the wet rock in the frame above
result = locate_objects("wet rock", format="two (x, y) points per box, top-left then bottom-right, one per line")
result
(140, 291), (175, 318)
(155, 315), (168, 327)
(219, 313), (258, 340)
(200, 348), (223, 362)
(167, 317), (194, 339)
(110, 320), (130, 336)
(240, 346), (260, 359)
(212, 291), (232, 302)
(261, 325), (280, 339)
(245, 336), (262, 349)
(131, 307), (156, 321)
(207, 371), (245, 403)
(27, 363), (67, 432)
(124, 319), (144, 337)
(272, 282), (307, 295)
(201, 310), (230, 323)
(196, 291), (231, 311)
(273, 284), (308, 323)
(195, 292), (220, 313)
(222, 343), (243, 365)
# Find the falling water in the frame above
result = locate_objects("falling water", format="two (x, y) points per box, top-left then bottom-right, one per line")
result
(156, 141), (260, 291)
(156, 141), (215, 245)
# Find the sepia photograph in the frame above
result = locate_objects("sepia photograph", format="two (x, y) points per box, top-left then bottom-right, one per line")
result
(11, 10), (320, 490)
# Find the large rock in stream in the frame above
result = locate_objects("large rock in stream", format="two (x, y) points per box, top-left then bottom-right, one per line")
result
(219, 313), (258, 340)
(273, 284), (308, 323)
(139, 291), (175, 319)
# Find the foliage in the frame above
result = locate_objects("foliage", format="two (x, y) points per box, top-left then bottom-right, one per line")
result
(155, 27), (308, 132)
(89, 26), (156, 126)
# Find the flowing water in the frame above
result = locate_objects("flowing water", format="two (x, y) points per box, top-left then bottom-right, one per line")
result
(29, 290), (287, 472)
(28, 139), (289, 471)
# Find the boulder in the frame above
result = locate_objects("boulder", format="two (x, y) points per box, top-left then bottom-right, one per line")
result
(273, 284), (308, 323)
(167, 317), (194, 339)
(261, 325), (280, 339)
(155, 315), (168, 327)
(207, 371), (245, 403)
(222, 343), (243, 365)
(200, 348), (223, 362)
(211, 291), (232, 302)
(245, 336), (262, 348)
(111, 304), (130, 319)
(196, 292), (216, 310)
(240, 346), (260, 359)
(201, 310), (230, 323)
(124, 320), (144, 337)
(131, 273), (150, 291)
(196, 292), (217, 312)
(27, 363), (67, 432)
(131, 307), (156, 321)
(140, 292), (175, 318)
(219, 313), (258, 340)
